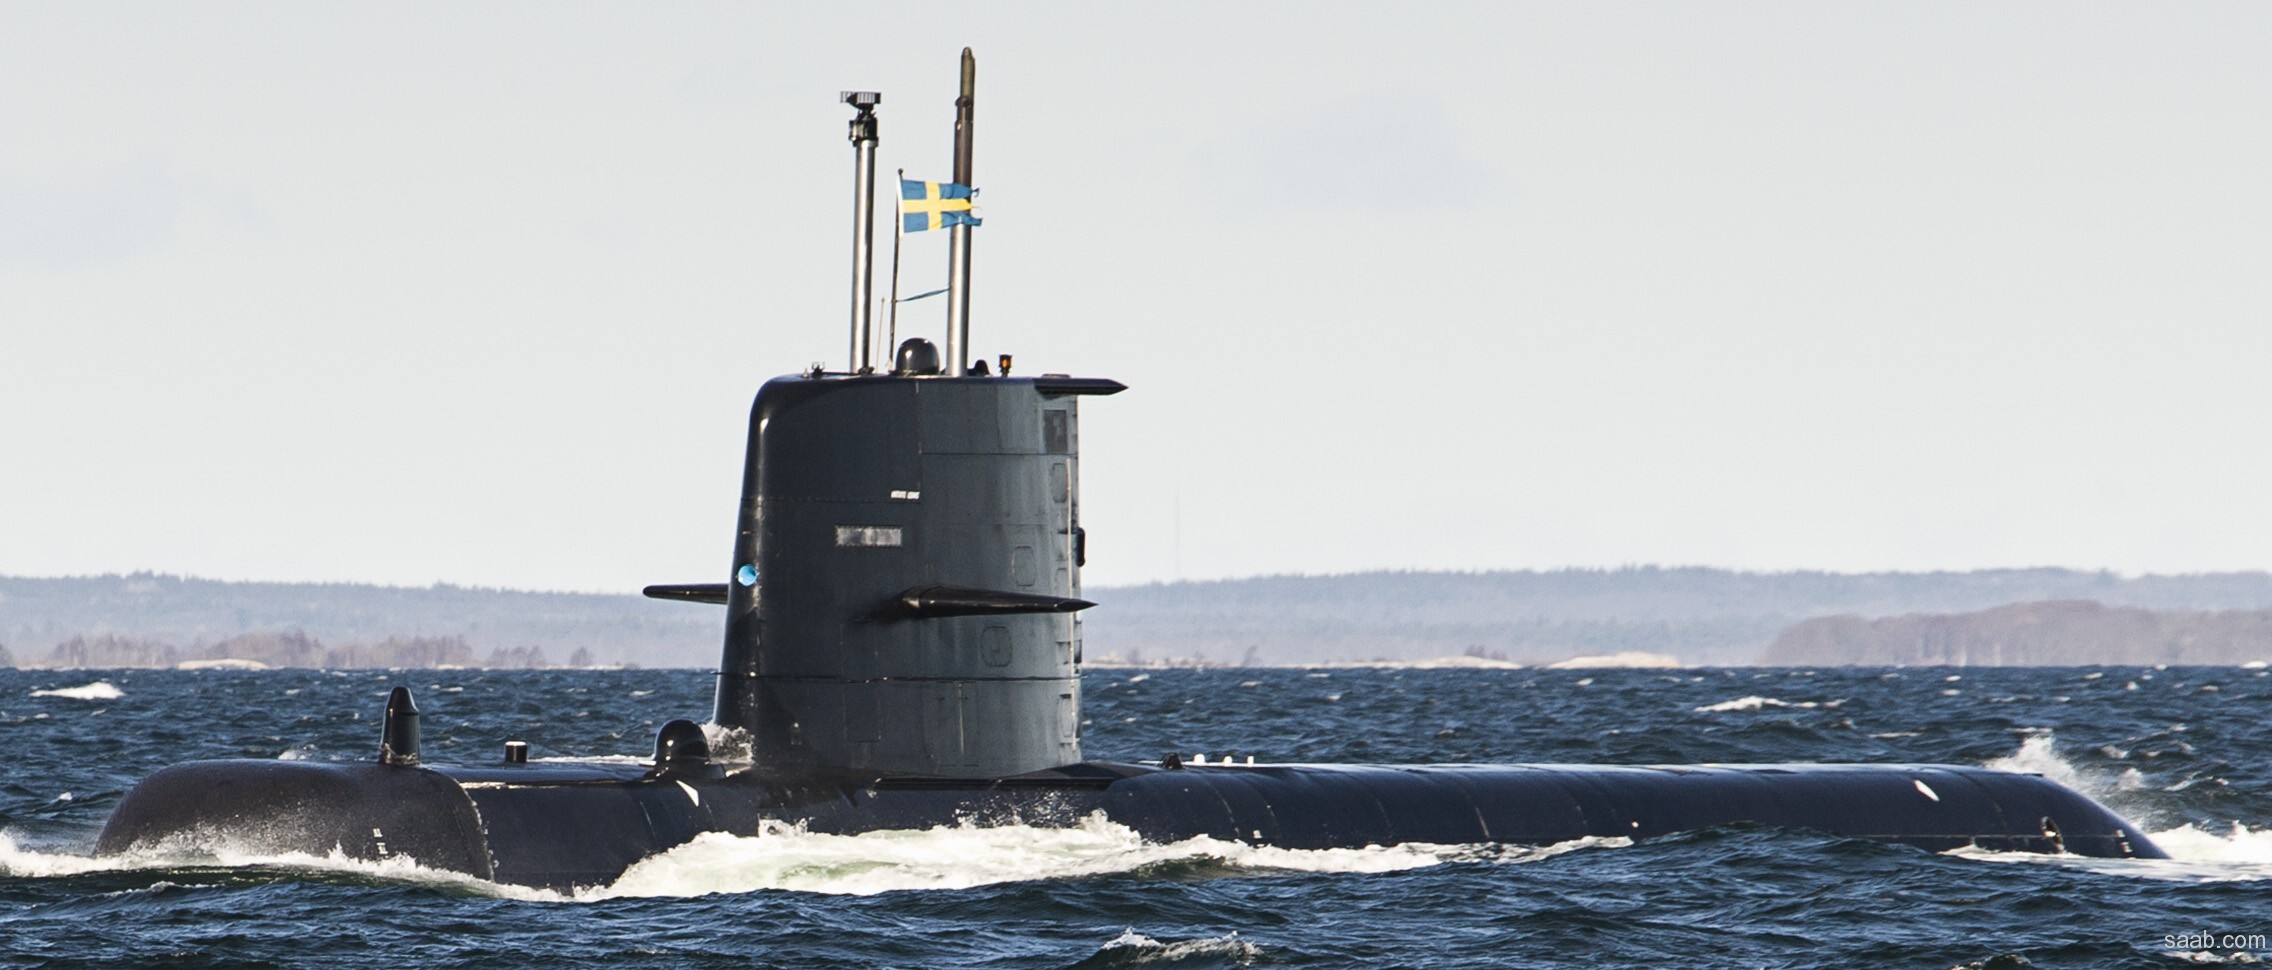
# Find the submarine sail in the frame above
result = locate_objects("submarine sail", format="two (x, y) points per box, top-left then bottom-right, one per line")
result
(95, 51), (2165, 890)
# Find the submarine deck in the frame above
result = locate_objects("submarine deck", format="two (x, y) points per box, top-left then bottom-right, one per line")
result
(95, 756), (2163, 890)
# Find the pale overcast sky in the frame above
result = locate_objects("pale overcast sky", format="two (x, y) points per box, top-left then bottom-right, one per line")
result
(2, 3), (2269, 593)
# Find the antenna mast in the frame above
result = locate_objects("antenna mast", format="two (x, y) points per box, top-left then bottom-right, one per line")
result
(942, 49), (976, 376)
(843, 91), (882, 373)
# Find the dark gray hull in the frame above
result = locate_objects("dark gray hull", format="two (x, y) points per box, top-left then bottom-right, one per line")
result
(96, 758), (2163, 891)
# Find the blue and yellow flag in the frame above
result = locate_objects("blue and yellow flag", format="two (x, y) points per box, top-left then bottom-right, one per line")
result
(901, 178), (980, 232)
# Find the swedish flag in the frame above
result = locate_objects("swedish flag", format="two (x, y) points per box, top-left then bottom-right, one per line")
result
(901, 178), (980, 232)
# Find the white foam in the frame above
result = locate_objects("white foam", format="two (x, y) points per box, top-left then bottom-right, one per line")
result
(1694, 696), (1823, 713)
(1959, 734), (2272, 883)
(2146, 822), (2272, 866)
(582, 813), (1624, 900)
(4, 817), (1624, 902)
(700, 723), (753, 764)
(0, 830), (560, 900)
(1956, 822), (2272, 884)
(1983, 733), (2091, 793)
(30, 681), (123, 701)
(0, 833), (120, 877)
(1092, 929), (1259, 964)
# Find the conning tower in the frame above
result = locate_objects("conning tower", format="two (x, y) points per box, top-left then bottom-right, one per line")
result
(708, 369), (1118, 778)
(694, 54), (1122, 779)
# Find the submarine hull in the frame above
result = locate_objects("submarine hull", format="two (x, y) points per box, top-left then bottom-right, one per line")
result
(96, 758), (2163, 891)
(84, 61), (2176, 898)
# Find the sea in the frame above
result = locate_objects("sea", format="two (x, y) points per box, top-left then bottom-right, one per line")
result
(4, 664), (2271, 969)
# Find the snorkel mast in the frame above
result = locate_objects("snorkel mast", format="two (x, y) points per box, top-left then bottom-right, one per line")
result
(943, 48), (977, 377)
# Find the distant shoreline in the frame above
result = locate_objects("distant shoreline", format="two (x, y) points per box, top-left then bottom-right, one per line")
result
(12, 568), (2272, 669)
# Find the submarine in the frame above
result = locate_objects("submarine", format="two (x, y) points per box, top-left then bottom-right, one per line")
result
(97, 51), (2165, 890)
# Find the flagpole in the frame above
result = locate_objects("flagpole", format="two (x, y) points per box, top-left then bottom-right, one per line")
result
(888, 169), (904, 371)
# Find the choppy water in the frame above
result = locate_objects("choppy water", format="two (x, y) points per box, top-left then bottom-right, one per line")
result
(5, 664), (2272, 968)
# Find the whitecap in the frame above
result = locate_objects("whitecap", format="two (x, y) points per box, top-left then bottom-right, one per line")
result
(0, 832), (118, 878)
(2146, 822), (2272, 866)
(0, 829), (559, 900)
(581, 813), (1625, 900)
(1956, 735), (2272, 883)
(1092, 929), (1260, 964)
(1983, 733), (2090, 792)
(4, 816), (1627, 903)
(1694, 696), (1817, 713)
(701, 724), (754, 765)
(30, 681), (123, 701)
(1956, 822), (2272, 885)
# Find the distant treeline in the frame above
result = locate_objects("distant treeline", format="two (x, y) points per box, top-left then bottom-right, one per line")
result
(1089, 567), (2272, 666)
(9, 630), (595, 670)
(15, 568), (2272, 668)
(1763, 600), (2272, 666)
(0, 573), (717, 668)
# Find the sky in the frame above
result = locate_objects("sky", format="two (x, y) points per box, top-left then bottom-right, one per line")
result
(2, 3), (2269, 594)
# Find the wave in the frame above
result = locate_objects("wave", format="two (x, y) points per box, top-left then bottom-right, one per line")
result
(1955, 823), (2272, 884)
(1693, 695), (1840, 713)
(0, 833), (122, 879)
(0, 817), (1626, 903)
(584, 813), (1625, 899)
(1970, 733), (2272, 882)
(28, 681), (123, 701)
(15, 731), (2266, 898)
(1067, 929), (1260, 968)
(0, 830), (557, 901)
(1983, 732), (2092, 793)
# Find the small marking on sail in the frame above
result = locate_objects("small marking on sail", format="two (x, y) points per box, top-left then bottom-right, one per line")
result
(836, 526), (904, 547)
